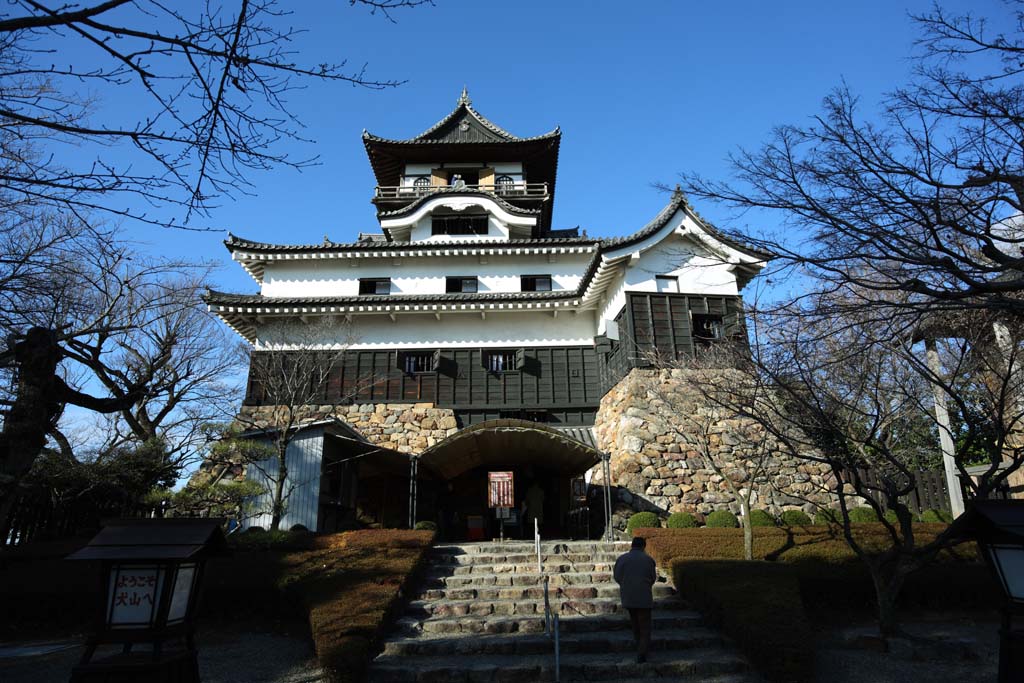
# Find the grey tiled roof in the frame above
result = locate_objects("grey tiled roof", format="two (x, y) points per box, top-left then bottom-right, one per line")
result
(224, 233), (599, 254)
(553, 426), (600, 450)
(204, 288), (581, 307)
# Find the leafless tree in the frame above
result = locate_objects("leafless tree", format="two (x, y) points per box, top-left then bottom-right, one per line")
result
(675, 2), (1024, 330)
(233, 318), (353, 531)
(636, 360), (775, 561)
(0, 0), (429, 229)
(0, 220), (242, 522)
(678, 299), (1024, 636)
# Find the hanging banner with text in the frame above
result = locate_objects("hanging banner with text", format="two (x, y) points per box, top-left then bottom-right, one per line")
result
(488, 471), (514, 508)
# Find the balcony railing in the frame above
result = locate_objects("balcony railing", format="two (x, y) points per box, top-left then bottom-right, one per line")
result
(374, 182), (549, 201)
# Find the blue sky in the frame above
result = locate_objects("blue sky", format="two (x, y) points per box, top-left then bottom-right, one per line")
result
(57, 0), (991, 294)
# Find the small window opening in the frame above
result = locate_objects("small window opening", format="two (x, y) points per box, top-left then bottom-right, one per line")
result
(446, 276), (479, 293)
(521, 275), (552, 292)
(655, 275), (679, 293)
(692, 314), (724, 345)
(495, 175), (515, 194)
(358, 278), (391, 295)
(412, 177), (431, 193)
(432, 214), (488, 236)
(483, 349), (518, 373)
(400, 351), (435, 374)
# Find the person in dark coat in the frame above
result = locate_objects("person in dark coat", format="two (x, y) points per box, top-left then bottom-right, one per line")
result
(613, 536), (657, 663)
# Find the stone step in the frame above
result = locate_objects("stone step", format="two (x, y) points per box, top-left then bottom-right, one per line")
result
(417, 581), (675, 602)
(381, 626), (726, 657)
(368, 647), (749, 682)
(440, 561), (616, 576)
(433, 542), (629, 556)
(431, 552), (622, 567)
(407, 596), (626, 619)
(424, 571), (613, 589)
(395, 609), (703, 638)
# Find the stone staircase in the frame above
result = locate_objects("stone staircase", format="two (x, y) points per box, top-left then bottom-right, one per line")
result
(367, 540), (758, 682)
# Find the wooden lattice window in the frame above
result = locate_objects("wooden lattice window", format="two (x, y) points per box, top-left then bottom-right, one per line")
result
(495, 175), (515, 194)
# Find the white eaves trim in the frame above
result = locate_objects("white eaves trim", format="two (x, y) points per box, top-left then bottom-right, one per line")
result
(231, 244), (598, 284)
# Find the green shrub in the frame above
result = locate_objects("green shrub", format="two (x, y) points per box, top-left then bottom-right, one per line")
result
(883, 510), (899, 525)
(414, 520), (438, 531)
(920, 508), (954, 524)
(627, 511), (661, 534)
(290, 524), (309, 532)
(674, 560), (813, 683)
(747, 509), (776, 527)
(813, 509), (840, 525)
(229, 529), (314, 551)
(779, 510), (812, 527)
(847, 506), (879, 523)
(705, 510), (739, 528)
(667, 512), (700, 528)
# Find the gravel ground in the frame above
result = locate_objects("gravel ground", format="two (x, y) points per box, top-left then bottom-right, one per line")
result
(813, 612), (1000, 683)
(0, 621), (325, 683)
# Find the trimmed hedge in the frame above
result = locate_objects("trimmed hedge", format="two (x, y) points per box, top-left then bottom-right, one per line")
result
(626, 511), (661, 533)
(779, 509), (812, 527)
(674, 560), (813, 683)
(847, 506), (879, 523)
(641, 524), (977, 568)
(666, 512), (700, 528)
(921, 508), (954, 524)
(280, 530), (434, 682)
(747, 509), (776, 527)
(813, 508), (840, 525)
(649, 526), (990, 683)
(705, 510), (739, 528)
(414, 521), (438, 531)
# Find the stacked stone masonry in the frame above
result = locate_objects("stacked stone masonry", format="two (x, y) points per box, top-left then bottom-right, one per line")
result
(594, 369), (835, 527)
(238, 402), (459, 455)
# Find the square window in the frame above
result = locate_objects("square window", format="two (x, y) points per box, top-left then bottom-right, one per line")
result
(399, 351), (435, 374)
(692, 314), (724, 345)
(521, 275), (552, 292)
(359, 278), (391, 295)
(483, 349), (521, 373)
(446, 276), (478, 293)
(655, 275), (679, 293)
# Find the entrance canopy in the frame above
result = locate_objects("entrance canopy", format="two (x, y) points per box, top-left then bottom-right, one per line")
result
(418, 419), (604, 480)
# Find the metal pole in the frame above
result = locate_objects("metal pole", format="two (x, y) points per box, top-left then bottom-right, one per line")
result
(544, 575), (551, 636)
(412, 457), (418, 527)
(553, 613), (561, 683)
(603, 455), (613, 542)
(408, 456), (419, 529)
(925, 338), (966, 518)
(535, 517), (541, 573)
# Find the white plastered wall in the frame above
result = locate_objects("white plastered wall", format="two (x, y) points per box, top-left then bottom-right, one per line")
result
(260, 252), (592, 298)
(255, 310), (599, 350)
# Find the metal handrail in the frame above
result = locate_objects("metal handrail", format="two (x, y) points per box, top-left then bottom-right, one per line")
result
(536, 520), (561, 682)
(375, 182), (549, 200)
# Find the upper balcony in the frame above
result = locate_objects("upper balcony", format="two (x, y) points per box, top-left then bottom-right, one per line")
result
(373, 182), (549, 205)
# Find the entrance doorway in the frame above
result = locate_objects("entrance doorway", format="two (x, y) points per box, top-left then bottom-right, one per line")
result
(412, 419), (603, 542)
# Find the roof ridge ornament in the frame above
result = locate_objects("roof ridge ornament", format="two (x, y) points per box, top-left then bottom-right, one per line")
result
(672, 184), (688, 206)
(458, 86), (472, 107)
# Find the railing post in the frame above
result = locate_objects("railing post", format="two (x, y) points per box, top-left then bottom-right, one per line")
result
(544, 575), (551, 636)
(553, 613), (560, 683)
(535, 517), (541, 573)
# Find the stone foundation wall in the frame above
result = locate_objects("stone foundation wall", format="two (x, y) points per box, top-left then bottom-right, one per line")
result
(593, 369), (835, 526)
(238, 402), (458, 455)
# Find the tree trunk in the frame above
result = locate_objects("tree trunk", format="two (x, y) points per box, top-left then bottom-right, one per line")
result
(869, 563), (906, 638)
(270, 446), (288, 531)
(740, 497), (753, 561)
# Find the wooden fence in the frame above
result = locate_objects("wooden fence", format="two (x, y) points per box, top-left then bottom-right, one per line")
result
(843, 468), (953, 514)
(1, 490), (162, 548)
